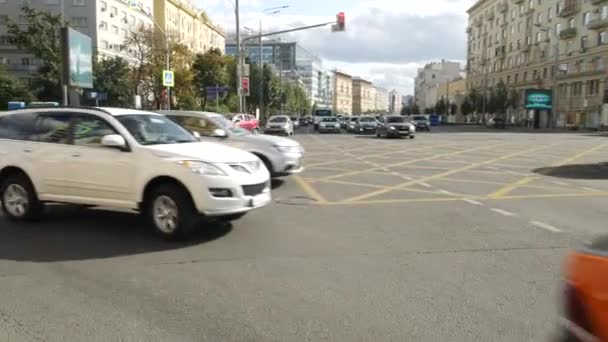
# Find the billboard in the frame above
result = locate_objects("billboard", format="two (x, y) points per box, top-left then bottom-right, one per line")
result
(62, 27), (93, 89)
(524, 89), (552, 110)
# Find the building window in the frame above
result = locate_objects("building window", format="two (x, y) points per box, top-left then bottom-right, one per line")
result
(519, 4), (524, 15)
(536, 32), (542, 42)
(0, 15), (7, 24)
(21, 58), (31, 65)
(600, 31), (608, 45)
(583, 12), (590, 26)
(581, 36), (588, 49)
(537, 13), (542, 24)
(602, 5), (608, 20)
(72, 0), (85, 6)
(0, 57), (8, 64)
(556, 23), (562, 35)
(568, 18), (575, 29)
(511, 9), (516, 20)
(515, 73), (519, 83)
(71, 16), (87, 27)
(110, 6), (117, 17)
(543, 68), (547, 78)
(587, 80), (600, 95)
(0, 35), (10, 45)
(47, 0), (60, 4)
(99, 21), (107, 31)
(518, 22), (522, 32)
(121, 29), (127, 37)
(556, 2), (563, 15)
(533, 70), (538, 79)
(547, 7), (552, 20)
(523, 71), (528, 81)
(507, 75), (511, 84)
(100, 1), (106, 11)
(111, 25), (118, 34)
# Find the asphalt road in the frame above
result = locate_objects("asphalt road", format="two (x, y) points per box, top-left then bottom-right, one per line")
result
(1, 126), (608, 341)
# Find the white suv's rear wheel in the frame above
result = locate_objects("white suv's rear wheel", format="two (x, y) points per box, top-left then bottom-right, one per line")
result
(1, 174), (43, 221)
(147, 184), (198, 240)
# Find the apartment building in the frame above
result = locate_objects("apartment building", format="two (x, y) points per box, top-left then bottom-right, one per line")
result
(467, 0), (608, 128)
(153, 0), (225, 54)
(414, 60), (461, 110)
(0, 0), (154, 81)
(437, 75), (468, 121)
(332, 70), (353, 115)
(374, 86), (389, 113)
(389, 89), (402, 114)
(352, 77), (375, 114)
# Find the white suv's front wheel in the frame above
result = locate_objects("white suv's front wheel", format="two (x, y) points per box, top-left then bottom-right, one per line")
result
(147, 184), (199, 240)
(1, 174), (43, 221)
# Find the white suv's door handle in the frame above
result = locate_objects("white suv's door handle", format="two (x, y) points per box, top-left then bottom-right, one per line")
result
(71, 152), (81, 157)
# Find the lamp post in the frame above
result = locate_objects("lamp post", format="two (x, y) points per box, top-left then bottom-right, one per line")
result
(535, 24), (559, 128)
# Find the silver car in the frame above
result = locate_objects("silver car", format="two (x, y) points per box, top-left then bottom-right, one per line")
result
(264, 115), (295, 136)
(160, 111), (304, 177)
(318, 117), (341, 133)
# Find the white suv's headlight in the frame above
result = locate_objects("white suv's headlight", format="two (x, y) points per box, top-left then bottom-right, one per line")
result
(274, 145), (301, 153)
(177, 160), (227, 176)
(389, 126), (397, 130)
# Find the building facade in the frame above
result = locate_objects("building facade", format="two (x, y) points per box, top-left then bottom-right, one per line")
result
(352, 77), (375, 114)
(332, 70), (353, 115)
(414, 60), (461, 110)
(374, 86), (389, 113)
(467, 0), (608, 128)
(153, 0), (225, 54)
(225, 38), (297, 71)
(437, 76), (468, 121)
(389, 89), (402, 114)
(0, 0), (154, 81)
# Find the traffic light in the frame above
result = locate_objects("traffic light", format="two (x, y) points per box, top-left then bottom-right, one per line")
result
(333, 12), (345, 32)
(242, 77), (250, 96)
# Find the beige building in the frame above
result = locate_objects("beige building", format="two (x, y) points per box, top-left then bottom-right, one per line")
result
(352, 77), (376, 114)
(374, 86), (390, 113)
(154, 0), (225, 54)
(467, 0), (608, 129)
(332, 70), (353, 115)
(437, 76), (468, 121)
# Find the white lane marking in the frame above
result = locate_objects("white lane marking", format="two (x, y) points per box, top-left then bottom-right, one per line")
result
(417, 182), (431, 188)
(462, 198), (483, 206)
(402, 176), (412, 180)
(486, 166), (499, 170)
(391, 172), (401, 177)
(582, 187), (597, 192)
(552, 181), (569, 186)
(438, 190), (455, 195)
(530, 221), (561, 233)
(490, 208), (517, 217)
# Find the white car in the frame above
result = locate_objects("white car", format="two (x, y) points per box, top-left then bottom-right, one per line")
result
(160, 111), (304, 177)
(0, 107), (271, 239)
(264, 115), (294, 136)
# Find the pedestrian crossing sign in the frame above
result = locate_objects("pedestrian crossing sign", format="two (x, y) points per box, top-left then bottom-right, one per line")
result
(162, 70), (174, 87)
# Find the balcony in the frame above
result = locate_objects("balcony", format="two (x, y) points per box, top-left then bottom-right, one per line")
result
(513, 0), (524, 4)
(559, 27), (577, 39)
(587, 17), (608, 30)
(485, 11), (495, 20)
(498, 1), (508, 12)
(591, 0), (607, 4)
(557, 0), (580, 18)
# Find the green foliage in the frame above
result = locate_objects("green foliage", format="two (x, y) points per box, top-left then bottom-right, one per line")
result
(488, 80), (509, 114)
(92, 57), (132, 107)
(192, 48), (228, 110)
(0, 67), (34, 109)
(450, 103), (457, 115)
(435, 97), (447, 115)
(6, 6), (64, 101)
(461, 96), (474, 116)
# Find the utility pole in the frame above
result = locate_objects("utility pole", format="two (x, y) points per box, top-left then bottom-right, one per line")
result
(60, 0), (68, 106)
(259, 18), (264, 119)
(551, 31), (559, 128)
(279, 58), (283, 114)
(235, 0), (242, 113)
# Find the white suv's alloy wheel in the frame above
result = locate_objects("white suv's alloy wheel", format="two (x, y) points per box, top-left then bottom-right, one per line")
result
(3, 184), (29, 218)
(153, 195), (179, 234)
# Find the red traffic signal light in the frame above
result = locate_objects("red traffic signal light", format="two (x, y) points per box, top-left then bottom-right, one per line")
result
(336, 12), (345, 31)
(242, 77), (250, 96)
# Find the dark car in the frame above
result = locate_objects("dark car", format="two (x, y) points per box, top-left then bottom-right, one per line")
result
(490, 117), (506, 129)
(298, 117), (309, 126)
(411, 115), (431, 131)
(376, 115), (415, 139)
(354, 116), (378, 134)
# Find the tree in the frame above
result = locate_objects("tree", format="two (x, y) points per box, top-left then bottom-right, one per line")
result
(489, 80), (509, 115)
(192, 48), (228, 110)
(450, 102), (458, 115)
(461, 96), (474, 116)
(0, 67), (34, 109)
(92, 57), (132, 107)
(412, 104), (420, 114)
(435, 97), (447, 115)
(508, 89), (520, 109)
(6, 6), (64, 101)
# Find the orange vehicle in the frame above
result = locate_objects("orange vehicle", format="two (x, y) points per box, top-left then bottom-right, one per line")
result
(559, 237), (608, 342)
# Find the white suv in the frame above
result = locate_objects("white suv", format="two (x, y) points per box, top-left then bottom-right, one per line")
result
(0, 107), (271, 239)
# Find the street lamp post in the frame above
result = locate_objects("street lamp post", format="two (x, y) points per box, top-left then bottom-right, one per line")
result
(536, 24), (559, 128)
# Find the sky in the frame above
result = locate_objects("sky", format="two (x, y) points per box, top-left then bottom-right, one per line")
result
(198, 0), (478, 95)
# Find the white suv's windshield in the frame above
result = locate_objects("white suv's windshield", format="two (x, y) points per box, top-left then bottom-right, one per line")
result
(117, 115), (197, 145)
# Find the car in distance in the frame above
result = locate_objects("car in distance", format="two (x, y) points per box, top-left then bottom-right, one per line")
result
(338, 116), (349, 129)
(0, 107), (271, 239)
(487, 117), (506, 129)
(318, 117), (341, 133)
(290, 117), (300, 129)
(346, 116), (359, 133)
(264, 115), (294, 136)
(161, 111), (304, 177)
(558, 237), (608, 342)
(355, 116), (378, 134)
(232, 113), (259, 133)
(298, 117), (308, 127)
(376, 115), (416, 139)
(411, 115), (431, 131)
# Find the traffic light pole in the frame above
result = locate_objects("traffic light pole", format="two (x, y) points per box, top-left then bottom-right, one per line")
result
(241, 21), (338, 44)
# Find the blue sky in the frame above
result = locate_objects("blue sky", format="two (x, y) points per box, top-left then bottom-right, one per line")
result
(199, 0), (476, 95)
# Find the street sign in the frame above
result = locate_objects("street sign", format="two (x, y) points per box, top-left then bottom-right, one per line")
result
(162, 70), (174, 87)
(205, 86), (229, 100)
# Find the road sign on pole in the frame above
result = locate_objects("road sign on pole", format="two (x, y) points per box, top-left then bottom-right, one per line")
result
(242, 77), (250, 96)
(162, 70), (174, 87)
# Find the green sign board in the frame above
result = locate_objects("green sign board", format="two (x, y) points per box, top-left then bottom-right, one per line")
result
(524, 89), (552, 110)
(63, 27), (93, 89)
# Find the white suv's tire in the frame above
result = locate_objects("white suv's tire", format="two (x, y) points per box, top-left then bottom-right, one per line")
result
(146, 184), (198, 240)
(1, 174), (43, 221)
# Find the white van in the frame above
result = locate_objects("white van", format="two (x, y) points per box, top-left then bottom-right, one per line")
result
(0, 107), (271, 239)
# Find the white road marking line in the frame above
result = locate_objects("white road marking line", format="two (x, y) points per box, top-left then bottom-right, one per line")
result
(583, 187), (597, 192)
(486, 166), (499, 170)
(490, 208), (517, 217)
(462, 198), (483, 206)
(417, 182), (431, 188)
(552, 181), (569, 186)
(530, 221), (561, 233)
(438, 190), (455, 195)
(391, 172), (401, 177)
(402, 176), (412, 180)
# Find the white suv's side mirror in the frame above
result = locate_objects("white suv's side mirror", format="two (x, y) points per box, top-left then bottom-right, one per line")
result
(101, 134), (127, 149)
(212, 129), (227, 138)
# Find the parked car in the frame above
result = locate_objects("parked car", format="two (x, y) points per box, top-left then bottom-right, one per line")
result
(376, 115), (416, 139)
(338, 116), (349, 129)
(557, 237), (608, 342)
(161, 111), (304, 177)
(290, 117), (300, 129)
(411, 115), (431, 131)
(0, 107), (271, 239)
(354, 116), (378, 134)
(487, 117), (506, 129)
(318, 117), (341, 133)
(346, 116), (360, 133)
(264, 115), (294, 136)
(298, 117), (309, 127)
(232, 113), (260, 133)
